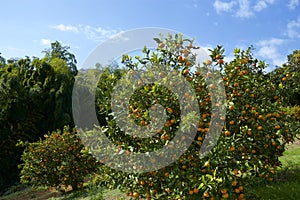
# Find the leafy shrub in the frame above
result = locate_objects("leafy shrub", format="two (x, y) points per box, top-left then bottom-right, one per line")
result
(284, 106), (300, 121)
(19, 127), (99, 191)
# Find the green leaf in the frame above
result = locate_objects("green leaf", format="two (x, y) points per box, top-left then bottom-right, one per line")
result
(153, 38), (161, 44)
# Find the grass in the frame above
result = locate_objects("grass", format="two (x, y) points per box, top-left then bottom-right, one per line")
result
(1, 142), (299, 200)
(247, 141), (300, 200)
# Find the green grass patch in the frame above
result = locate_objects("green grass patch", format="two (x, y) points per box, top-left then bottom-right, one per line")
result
(248, 142), (300, 200)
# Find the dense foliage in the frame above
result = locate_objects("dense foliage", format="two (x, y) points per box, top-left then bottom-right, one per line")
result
(0, 42), (77, 191)
(0, 34), (299, 199)
(19, 127), (99, 191)
(91, 34), (300, 199)
(269, 50), (300, 106)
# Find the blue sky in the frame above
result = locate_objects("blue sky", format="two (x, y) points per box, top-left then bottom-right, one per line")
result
(0, 0), (299, 71)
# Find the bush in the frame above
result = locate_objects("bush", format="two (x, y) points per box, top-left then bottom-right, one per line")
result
(90, 34), (298, 199)
(284, 106), (300, 121)
(19, 127), (99, 191)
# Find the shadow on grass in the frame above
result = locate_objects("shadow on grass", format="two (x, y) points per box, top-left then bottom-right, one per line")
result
(247, 164), (300, 200)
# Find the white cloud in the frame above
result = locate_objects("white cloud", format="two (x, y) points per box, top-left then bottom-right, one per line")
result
(286, 16), (300, 38)
(254, 0), (275, 12)
(213, 0), (275, 18)
(81, 25), (120, 42)
(109, 31), (129, 42)
(288, 0), (299, 9)
(40, 39), (52, 45)
(50, 24), (121, 42)
(51, 24), (79, 33)
(236, 0), (254, 18)
(256, 38), (286, 67)
(213, 0), (236, 14)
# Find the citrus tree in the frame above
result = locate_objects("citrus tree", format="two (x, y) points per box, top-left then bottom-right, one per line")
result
(19, 127), (99, 191)
(91, 34), (298, 199)
(269, 50), (300, 106)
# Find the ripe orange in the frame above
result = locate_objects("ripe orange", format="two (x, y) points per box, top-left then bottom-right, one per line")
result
(164, 121), (171, 127)
(203, 191), (209, 198)
(229, 105), (234, 110)
(257, 126), (263, 131)
(189, 190), (194, 195)
(178, 56), (183, 62)
(140, 180), (145, 186)
(235, 188), (240, 194)
(193, 188), (199, 194)
(133, 192), (139, 198)
(182, 69), (189, 75)
(167, 107), (173, 113)
(195, 71), (201, 76)
(232, 180), (237, 186)
(258, 115), (264, 120)
(218, 59), (224, 65)
(215, 54), (221, 59)
(233, 169), (239, 175)
(186, 61), (191, 66)
(224, 130), (231, 136)
(127, 192), (133, 196)
(158, 43), (166, 49)
(243, 69), (249, 75)
(183, 49), (189, 56)
(239, 193), (245, 199)
(282, 77), (287, 81)
(247, 130), (252, 136)
(221, 189), (227, 194)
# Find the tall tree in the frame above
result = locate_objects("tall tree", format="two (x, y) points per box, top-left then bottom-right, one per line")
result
(0, 42), (77, 192)
(43, 41), (78, 75)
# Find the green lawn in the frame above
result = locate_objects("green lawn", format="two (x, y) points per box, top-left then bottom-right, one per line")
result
(247, 142), (300, 200)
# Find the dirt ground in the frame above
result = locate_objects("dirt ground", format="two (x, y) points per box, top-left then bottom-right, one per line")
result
(0, 187), (61, 200)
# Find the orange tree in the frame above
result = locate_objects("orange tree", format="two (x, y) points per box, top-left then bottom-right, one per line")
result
(268, 50), (300, 106)
(19, 127), (99, 191)
(91, 34), (298, 199)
